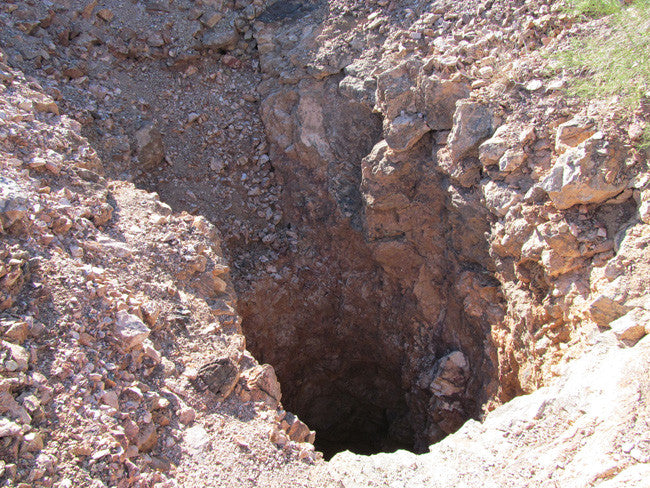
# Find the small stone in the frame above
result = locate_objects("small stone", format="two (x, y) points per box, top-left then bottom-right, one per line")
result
(32, 95), (59, 115)
(136, 422), (158, 452)
(147, 32), (165, 47)
(638, 189), (650, 224)
(193, 357), (239, 399)
(525, 79), (543, 91)
(479, 130), (509, 168)
(0, 417), (22, 437)
(269, 428), (289, 446)
(141, 302), (160, 328)
(201, 21), (239, 51)
(610, 308), (649, 344)
(498, 148), (526, 172)
(63, 65), (86, 79)
(114, 311), (150, 350)
(587, 295), (630, 327)
(97, 9), (114, 21)
(3, 321), (29, 344)
(51, 216), (72, 235)
(2, 341), (29, 371)
(101, 390), (119, 409)
(22, 432), (44, 452)
(243, 364), (282, 408)
(178, 406), (196, 425)
(135, 123), (165, 169)
(287, 418), (311, 443)
(143, 340), (162, 364)
(519, 126), (536, 145)
(555, 117), (596, 154)
(221, 54), (243, 69)
(201, 11), (223, 28)
(183, 425), (211, 453)
(72, 444), (93, 456)
(0, 177), (29, 228)
(123, 418), (139, 443)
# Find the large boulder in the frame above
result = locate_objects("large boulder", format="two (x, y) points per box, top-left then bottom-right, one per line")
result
(420, 75), (469, 131)
(447, 101), (493, 163)
(541, 133), (628, 210)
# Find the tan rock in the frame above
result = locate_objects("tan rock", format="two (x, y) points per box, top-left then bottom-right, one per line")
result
(479, 127), (509, 168)
(32, 94), (59, 115)
(244, 364), (282, 408)
(1, 341), (29, 371)
(541, 133), (628, 210)
(420, 75), (469, 131)
(201, 18), (240, 51)
(498, 148), (526, 172)
(114, 311), (150, 350)
(100, 390), (119, 409)
(287, 418), (311, 443)
(587, 295), (631, 327)
(21, 431), (43, 452)
(555, 116), (596, 154)
(269, 427), (289, 446)
(194, 357), (240, 399)
(610, 308), (649, 344)
(3, 320), (29, 344)
(136, 422), (158, 452)
(96, 8), (114, 21)
(447, 101), (493, 163)
(134, 123), (165, 169)
(178, 406), (196, 425)
(384, 114), (430, 152)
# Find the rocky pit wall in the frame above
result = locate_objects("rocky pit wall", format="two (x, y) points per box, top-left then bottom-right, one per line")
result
(1, 0), (650, 486)
(248, 0), (650, 458)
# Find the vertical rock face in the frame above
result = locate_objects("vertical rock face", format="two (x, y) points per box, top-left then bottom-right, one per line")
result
(245, 4), (501, 453)
(244, 0), (649, 458)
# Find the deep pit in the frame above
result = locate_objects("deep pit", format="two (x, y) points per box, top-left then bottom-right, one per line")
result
(236, 212), (496, 459)
(238, 247), (422, 459)
(233, 129), (499, 458)
(13, 0), (503, 460)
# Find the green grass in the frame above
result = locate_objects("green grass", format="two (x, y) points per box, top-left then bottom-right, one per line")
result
(558, 0), (650, 108)
(569, 0), (623, 18)
(557, 0), (650, 147)
(641, 124), (650, 150)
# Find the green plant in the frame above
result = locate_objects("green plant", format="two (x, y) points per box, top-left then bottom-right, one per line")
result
(640, 124), (650, 150)
(569, 0), (622, 18)
(557, 0), (650, 109)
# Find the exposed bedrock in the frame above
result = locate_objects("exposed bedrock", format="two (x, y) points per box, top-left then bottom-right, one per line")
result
(238, 8), (503, 458)
(236, 0), (648, 460)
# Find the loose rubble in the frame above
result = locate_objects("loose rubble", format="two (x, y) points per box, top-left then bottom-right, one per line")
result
(0, 0), (649, 486)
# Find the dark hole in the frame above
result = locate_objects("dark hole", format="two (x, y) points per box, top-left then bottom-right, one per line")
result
(241, 307), (423, 459)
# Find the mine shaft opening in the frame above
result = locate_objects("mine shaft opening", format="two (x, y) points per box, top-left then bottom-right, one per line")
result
(235, 233), (491, 460)
(241, 312), (419, 460)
